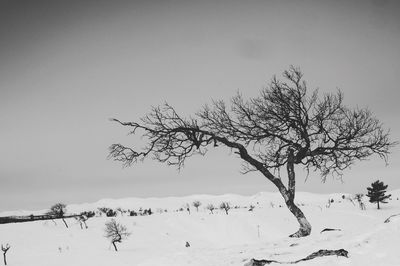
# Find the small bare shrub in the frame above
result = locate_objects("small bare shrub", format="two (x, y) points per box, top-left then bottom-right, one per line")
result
(48, 203), (69, 228)
(184, 203), (191, 214)
(355, 194), (366, 210)
(104, 219), (131, 251)
(193, 201), (201, 212)
(1, 244), (10, 265)
(220, 202), (231, 215)
(206, 204), (215, 214)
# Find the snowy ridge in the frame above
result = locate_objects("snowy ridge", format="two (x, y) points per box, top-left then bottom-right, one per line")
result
(2, 189), (400, 216)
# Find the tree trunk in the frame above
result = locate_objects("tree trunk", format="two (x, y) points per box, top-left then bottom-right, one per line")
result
(3, 253), (6, 266)
(285, 199), (312, 237)
(229, 141), (312, 237)
(283, 149), (311, 237)
(272, 178), (311, 237)
(112, 241), (118, 251)
(377, 201), (380, 210)
(62, 218), (68, 228)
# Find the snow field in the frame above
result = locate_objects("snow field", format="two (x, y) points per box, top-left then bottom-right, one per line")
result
(1, 190), (400, 266)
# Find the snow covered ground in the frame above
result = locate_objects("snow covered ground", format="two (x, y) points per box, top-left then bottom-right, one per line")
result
(1, 190), (400, 266)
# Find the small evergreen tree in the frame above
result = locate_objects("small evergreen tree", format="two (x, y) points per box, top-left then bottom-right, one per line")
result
(366, 180), (391, 209)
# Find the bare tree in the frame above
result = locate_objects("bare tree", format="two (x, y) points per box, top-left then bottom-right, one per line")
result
(184, 203), (191, 214)
(220, 202), (231, 215)
(206, 204), (215, 214)
(109, 67), (396, 237)
(104, 219), (131, 251)
(1, 244), (10, 266)
(354, 194), (366, 210)
(193, 201), (202, 212)
(48, 203), (69, 228)
(76, 215), (88, 229)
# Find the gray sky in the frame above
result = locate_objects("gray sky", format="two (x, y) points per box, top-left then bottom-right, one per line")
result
(1, 0), (399, 212)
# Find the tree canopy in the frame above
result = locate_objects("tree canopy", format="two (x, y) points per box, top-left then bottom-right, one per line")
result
(109, 66), (396, 237)
(367, 180), (392, 209)
(110, 67), (394, 180)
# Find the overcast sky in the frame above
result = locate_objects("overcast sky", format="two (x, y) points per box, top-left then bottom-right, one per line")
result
(1, 0), (399, 212)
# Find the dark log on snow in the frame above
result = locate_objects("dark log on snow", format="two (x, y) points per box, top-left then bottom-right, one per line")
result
(384, 213), (400, 223)
(320, 228), (342, 233)
(244, 249), (349, 265)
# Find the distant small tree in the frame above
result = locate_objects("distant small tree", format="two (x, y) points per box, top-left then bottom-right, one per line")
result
(104, 219), (131, 251)
(142, 208), (152, 215)
(106, 209), (117, 217)
(1, 244), (10, 266)
(81, 211), (95, 218)
(48, 203), (68, 228)
(98, 207), (108, 214)
(366, 180), (392, 209)
(76, 214), (89, 229)
(184, 203), (191, 214)
(116, 208), (125, 216)
(206, 204), (215, 214)
(193, 201), (201, 212)
(354, 194), (366, 210)
(220, 202), (231, 215)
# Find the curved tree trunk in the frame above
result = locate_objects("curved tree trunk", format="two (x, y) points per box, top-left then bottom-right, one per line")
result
(286, 199), (312, 237)
(112, 241), (118, 251)
(267, 149), (312, 238)
(273, 182), (312, 238)
(236, 145), (312, 237)
(286, 149), (311, 237)
(209, 135), (313, 237)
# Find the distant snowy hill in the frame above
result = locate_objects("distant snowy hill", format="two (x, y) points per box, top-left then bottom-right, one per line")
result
(2, 189), (400, 216)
